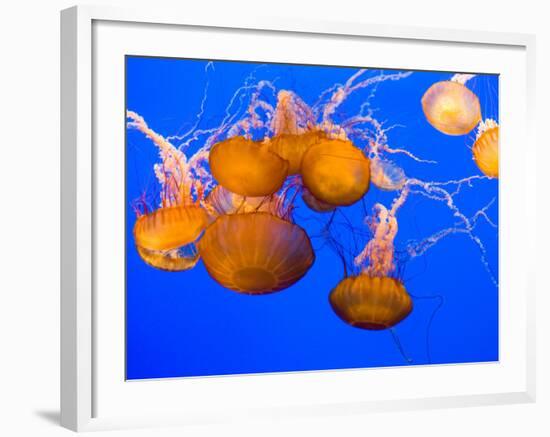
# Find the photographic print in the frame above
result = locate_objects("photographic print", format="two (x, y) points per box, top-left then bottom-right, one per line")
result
(125, 56), (498, 380)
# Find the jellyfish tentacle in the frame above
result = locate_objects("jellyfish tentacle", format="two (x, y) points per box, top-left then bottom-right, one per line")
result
(389, 328), (413, 364)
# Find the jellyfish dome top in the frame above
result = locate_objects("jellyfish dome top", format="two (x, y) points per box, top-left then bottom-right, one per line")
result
(472, 119), (499, 178)
(197, 212), (315, 295)
(133, 205), (208, 252)
(421, 79), (481, 136)
(208, 136), (289, 197)
(301, 138), (371, 206)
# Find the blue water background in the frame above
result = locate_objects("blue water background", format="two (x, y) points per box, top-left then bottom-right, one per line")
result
(126, 56), (499, 379)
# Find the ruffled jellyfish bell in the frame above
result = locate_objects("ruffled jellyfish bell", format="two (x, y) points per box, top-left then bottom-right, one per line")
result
(198, 212), (315, 294)
(329, 275), (413, 330)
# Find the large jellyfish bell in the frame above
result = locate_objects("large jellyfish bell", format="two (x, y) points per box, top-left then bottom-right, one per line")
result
(197, 212), (315, 294)
(209, 136), (289, 197)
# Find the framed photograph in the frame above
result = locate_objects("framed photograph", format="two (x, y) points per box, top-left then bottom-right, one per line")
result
(61, 5), (536, 432)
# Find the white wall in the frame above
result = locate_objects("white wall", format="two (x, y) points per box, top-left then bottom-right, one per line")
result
(0, 0), (547, 435)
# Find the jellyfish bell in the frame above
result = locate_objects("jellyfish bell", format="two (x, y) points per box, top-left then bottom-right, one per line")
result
(421, 80), (481, 136)
(472, 119), (499, 178)
(268, 130), (326, 175)
(301, 139), (371, 206)
(208, 136), (289, 197)
(370, 158), (407, 191)
(197, 212), (315, 294)
(135, 243), (200, 272)
(133, 205), (208, 252)
(329, 275), (413, 330)
(302, 188), (336, 213)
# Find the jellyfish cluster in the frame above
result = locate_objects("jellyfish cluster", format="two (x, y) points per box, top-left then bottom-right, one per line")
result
(127, 65), (498, 363)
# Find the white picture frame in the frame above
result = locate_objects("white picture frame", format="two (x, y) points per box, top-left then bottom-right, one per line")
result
(60, 4), (537, 432)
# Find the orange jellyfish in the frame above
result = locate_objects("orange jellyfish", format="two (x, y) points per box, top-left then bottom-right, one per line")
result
(301, 139), (371, 206)
(127, 110), (213, 271)
(133, 205), (209, 271)
(472, 119), (499, 178)
(209, 136), (289, 197)
(329, 275), (412, 330)
(330, 202), (412, 329)
(197, 212), (314, 294)
(370, 158), (407, 191)
(421, 80), (481, 135)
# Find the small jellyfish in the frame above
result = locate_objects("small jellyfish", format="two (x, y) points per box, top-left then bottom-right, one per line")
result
(133, 205), (209, 251)
(268, 130), (326, 175)
(133, 205), (209, 272)
(136, 244), (200, 272)
(329, 275), (413, 330)
(472, 119), (499, 178)
(209, 136), (289, 197)
(301, 139), (371, 206)
(205, 185), (281, 217)
(421, 81), (481, 135)
(370, 158), (407, 191)
(302, 188), (336, 213)
(197, 212), (315, 294)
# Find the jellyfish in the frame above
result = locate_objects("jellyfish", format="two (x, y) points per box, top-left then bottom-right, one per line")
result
(301, 139), (371, 206)
(209, 136), (289, 197)
(370, 158), (407, 191)
(329, 275), (412, 330)
(327, 201), (412, 329)
(127, 111), (212, 271)
(132, 205), (209, 271)
(197, 212), (315, 294)
(421, 78), (481, 136)
(472, 119), (499, 178)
